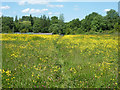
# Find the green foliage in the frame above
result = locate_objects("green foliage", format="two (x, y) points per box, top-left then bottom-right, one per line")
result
(33, 18), (42, 33)
(22, 16), (30, 21)
(2, 9), (119, 34)
(105, 9), (119, 30)
(2, 26), (10, 33)
(30, 14), (34, 26)
(59, 14), (64, 23)
(114, 22), (120, 32)
(108, 30), (115, 34)
(20, 28), (29, 33)
(51, 16), (59, 24)
(89, 30), (97, 34)
(65, 28), (71, 35)
(2, 16), (14, 33)
(19, 21), (31, 32)
(48, 24), (60, 34)
(32, 15), (51, 33)
(33, 22), (41, 33)
(77, 28), (85, 34)
(15, 15), (18, 23)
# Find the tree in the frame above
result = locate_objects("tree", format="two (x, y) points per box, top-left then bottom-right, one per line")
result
(1, 9), (119, 34)
(59, 13), (64, 23)
(114, 22), (120, 32)
(106, 9), (119, 20)
(2, 26), (10, 33)
(46, 16), (50, 28)
(33, 19), (41, 33)
(48, 24), (61, 34)
(18, 21), (31, 32)
(65, 27), (72, 35)
(77, 28), (85, 34)
(51, 16), (59, 24)
(30, 14), (34, 26)
(2, 16), (14, 33)
(90, 15), (103, 32)
(0, 17), (2, 33)
(80, 12), (101, 32)
(15, 15), (18, 23)
(105, 9), (119, 30)
(58, 14), (65, 34)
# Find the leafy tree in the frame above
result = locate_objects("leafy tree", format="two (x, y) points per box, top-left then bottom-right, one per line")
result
(90, 15), (103, 32)
(1, 9), (119, 34)
(59, 13), (64, 23)
(65, 27), (72, 35)
(114, 22), (120, 32)
(22, 16), (30, 21)
(18, 21), (31, 32)
(58, 14), (65, 34)
(105, 9), (119, 30)
(30, 14), (34, 26)
(67, 18), (80, 29)
(2, 26), (10, 33)
(15, 15), (18, 23)
(51, 16), (59, 24)
(2, 16), (14, 33)
(77, 28), (85, 34)
(33, 19), (41, 33)
(0, 17), (2, 32)
(81, 12), (101, 32)
(48, 24), (61, 34)
(46, 16), (50, 28)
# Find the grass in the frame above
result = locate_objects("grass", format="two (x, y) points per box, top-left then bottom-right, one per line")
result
(1, 34), (119, 88)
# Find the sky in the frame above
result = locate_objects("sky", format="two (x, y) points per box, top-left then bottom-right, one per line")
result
(0, 1), (119, 22)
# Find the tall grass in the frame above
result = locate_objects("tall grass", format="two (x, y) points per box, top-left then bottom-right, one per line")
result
(1, 34), (118, 88)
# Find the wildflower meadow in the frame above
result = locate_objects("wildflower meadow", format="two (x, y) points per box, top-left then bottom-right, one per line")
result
(1, 34), (119, 88)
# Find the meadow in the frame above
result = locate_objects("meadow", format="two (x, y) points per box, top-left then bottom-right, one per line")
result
(1, 34), (119, 88)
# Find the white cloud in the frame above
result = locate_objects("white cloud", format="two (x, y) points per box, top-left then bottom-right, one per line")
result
(29, 9), (48, 14)
(22, 8), (30, 13)
(18, 0), (49, 5)
(27, 0), (49, 5)
(22, 8), (48, 14)
(56, 0), (64, 2)
(54, 12), (60, 15)
(25, 14), (29, 16)
(48, 12), (60, 16)
(104, 9), (111, 12)
(18, 0), (26, 5)
(48, 12), (53, 15)
(47, 4), (64, 8)
(74, 5), (79, 11)
(1, 0), (119, 2)
(0, 6), (10, 9)
(18, 0), (64, 8)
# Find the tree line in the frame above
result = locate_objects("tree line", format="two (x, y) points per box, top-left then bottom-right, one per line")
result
(1, 9), (120, 34)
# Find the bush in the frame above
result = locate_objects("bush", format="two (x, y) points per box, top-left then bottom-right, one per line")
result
(85, 32), (89, 35)
(20, 29), (28, 33)
(49, 24), (60, 34)
(89, 30), (96, 34)
(108, 30), (115, 34)
(77, 28), (85, 34)
(99, 29), (103, 33)
(8, 30), (13, 33)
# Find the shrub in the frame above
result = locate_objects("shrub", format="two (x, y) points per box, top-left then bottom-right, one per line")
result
(20, 29), (28, 33)
(108, 30), (115, 34)
(89, 30), (96, 34)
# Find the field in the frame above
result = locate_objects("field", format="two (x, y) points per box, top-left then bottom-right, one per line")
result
(1, 34), (119, 88)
